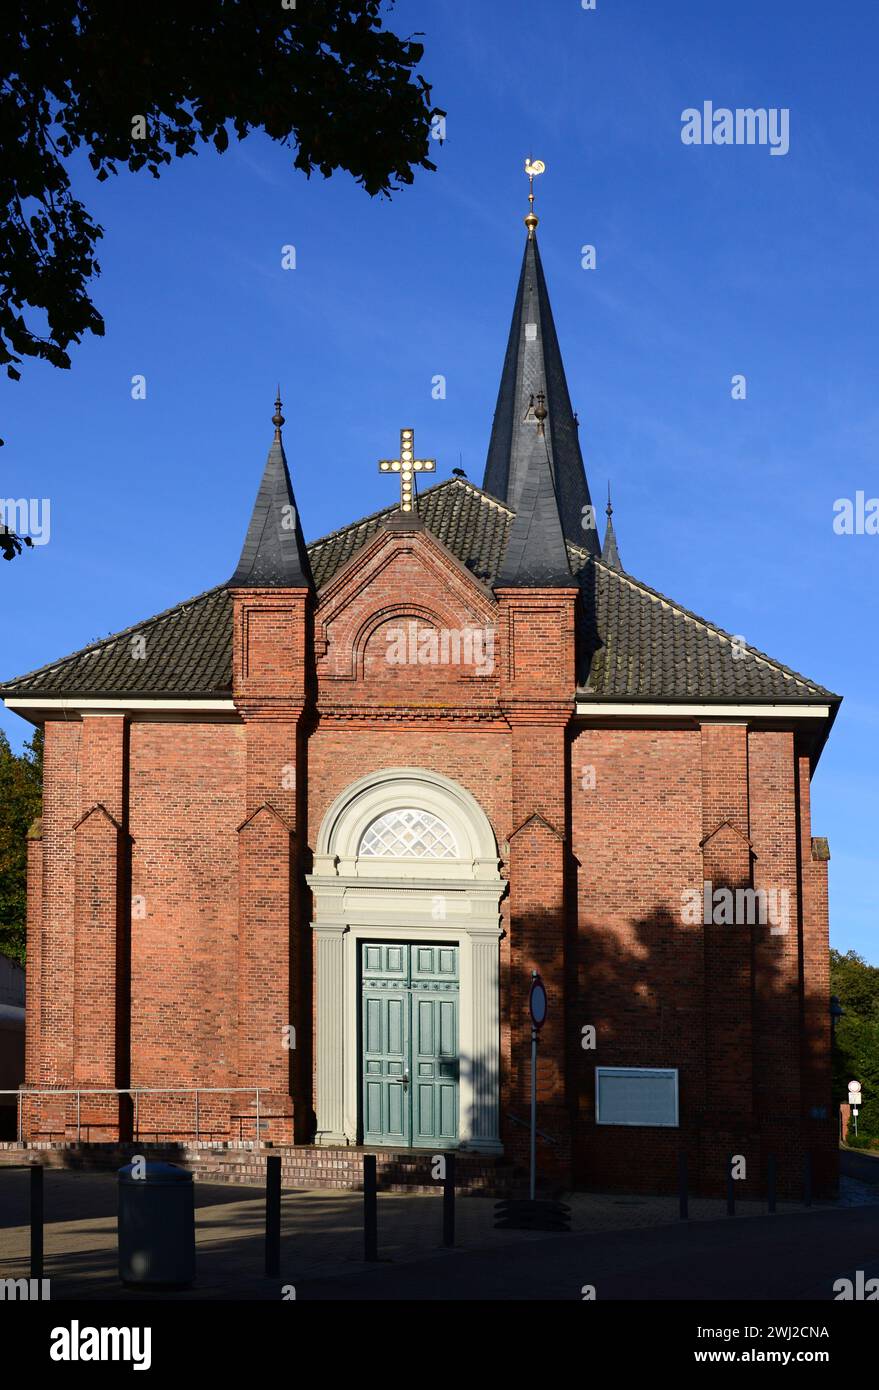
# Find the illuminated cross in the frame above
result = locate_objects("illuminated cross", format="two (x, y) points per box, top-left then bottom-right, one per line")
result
(378, 428), (435, 514)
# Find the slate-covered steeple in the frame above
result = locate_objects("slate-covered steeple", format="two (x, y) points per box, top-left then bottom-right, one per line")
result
(601, 486), (622, 571)
(484, 214), (601, 568)
(495, 389), (574, 586)
(229, 392), (314, 589)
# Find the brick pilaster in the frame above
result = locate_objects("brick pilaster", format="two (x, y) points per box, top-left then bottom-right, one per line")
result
(741, 726), (806, 1195)
(497, 585), (578, 1182)
(231, 587), (312, 1142)
(699, 723), (754, 1143)
(24, 721), (79, 1138)
(798, 747), (837, 1194)
(23, 819), (43, 1127)
(71, 715), (130, 1140)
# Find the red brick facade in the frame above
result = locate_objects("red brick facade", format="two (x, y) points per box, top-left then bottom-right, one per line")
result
(19, 522), (836, 1196)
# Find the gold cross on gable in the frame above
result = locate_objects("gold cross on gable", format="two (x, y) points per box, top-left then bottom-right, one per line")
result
(378, 428), (435, 513)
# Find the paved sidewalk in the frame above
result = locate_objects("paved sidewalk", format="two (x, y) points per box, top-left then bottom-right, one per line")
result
(296, 1204), (879, 1302)
(0, 1167), (843, 1301)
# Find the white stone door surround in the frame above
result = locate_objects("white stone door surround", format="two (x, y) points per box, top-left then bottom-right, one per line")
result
(307, 767), (505, 1152)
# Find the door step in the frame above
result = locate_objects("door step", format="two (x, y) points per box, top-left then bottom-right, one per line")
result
(0, 1141), (519, 1196)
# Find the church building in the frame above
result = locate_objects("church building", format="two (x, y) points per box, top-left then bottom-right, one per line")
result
(1, 196), (841, 1196)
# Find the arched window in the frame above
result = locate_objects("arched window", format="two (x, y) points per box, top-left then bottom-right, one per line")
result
(359, 807), (458, 860)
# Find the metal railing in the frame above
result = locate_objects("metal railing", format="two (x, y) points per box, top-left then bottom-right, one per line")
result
(1, 1087), (293, 1144)
(505, 1110), (560, 1147)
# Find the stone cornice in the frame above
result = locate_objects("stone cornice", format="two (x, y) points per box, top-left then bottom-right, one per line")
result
(305, 874), (505, 898)
(499, 699), (573, 727)
(314, 703), (503, 724)
(233, 701), (308, 722)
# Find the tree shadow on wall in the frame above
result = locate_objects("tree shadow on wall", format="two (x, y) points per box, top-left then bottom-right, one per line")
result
(567, 882), (837, 1200)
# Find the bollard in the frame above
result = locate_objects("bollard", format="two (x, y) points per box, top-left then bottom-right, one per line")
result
(678, 1150), (688, 1220)
(803, 1151), (812, 1208)
(363, 1154), (378, 1262)
(265, 1155), (281, 1278)
(726, 1156), (735, 1217)
(30, 1164), (43, 1280)
(442, 1154), (456, 1248)
(767, 1153), (776, 1214)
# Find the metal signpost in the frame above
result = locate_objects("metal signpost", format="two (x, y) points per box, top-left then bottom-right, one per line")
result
(849, 1080), (862, 1138)
(528, 971), (548, 1201)
(494, 970), (569, 1232)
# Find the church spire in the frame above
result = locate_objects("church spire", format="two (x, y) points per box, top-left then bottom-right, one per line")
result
(483, 164), (601, 561)
(228, 391), (314, 589)
(495, 414), (573, 586)
(601, 484), (622, 571)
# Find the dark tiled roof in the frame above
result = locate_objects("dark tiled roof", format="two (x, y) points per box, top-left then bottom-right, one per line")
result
(0, 478), (838, 704)
(578, 558), (837, 702)
(309, 477), (512, 588)
(1, 585), (234, 698)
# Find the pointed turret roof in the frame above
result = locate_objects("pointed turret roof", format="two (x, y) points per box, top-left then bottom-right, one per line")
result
(601, 487), (622, 571)
(228, 393), (314, 589)
(495, 396), (574, 586)
(483, 228), (600, 559)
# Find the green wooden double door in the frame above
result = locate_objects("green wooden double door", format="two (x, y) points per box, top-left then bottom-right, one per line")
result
(361, 941), (459, 1148)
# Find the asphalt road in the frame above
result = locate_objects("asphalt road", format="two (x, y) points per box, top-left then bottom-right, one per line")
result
(840, 1147), (879, 1185)
(295, 1204), (879, 1301)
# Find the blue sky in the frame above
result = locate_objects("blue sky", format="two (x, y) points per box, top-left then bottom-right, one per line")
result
(1, 0), (876, 959)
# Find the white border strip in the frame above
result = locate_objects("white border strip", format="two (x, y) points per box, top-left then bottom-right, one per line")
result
(575, 701), (830, 719)
(4, 698), (831, 720)
(4, 698), (237, 714)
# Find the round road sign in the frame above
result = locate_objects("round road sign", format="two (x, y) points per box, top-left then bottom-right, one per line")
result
(529, 973), (548, 1030)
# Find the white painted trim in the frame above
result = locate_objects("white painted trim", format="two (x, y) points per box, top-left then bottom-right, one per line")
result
(575, 702), (830, 719)
(4, 697), (237, 714)
(337, 922), (500, 1151)
(5, 696), (830, 721)
(308, 768), (505, 1154)
(313, 767), (501, 882)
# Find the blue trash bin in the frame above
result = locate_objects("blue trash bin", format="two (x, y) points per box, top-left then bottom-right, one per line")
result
(118, 1161), (195, 1288)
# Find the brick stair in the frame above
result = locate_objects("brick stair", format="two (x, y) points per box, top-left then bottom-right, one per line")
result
(0, 1141), (523, 1196)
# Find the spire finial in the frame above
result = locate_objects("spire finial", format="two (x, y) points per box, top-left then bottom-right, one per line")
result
(524, 157), (545, 238)
(272, 386), (285, 439)
(601, 482), (622, 571)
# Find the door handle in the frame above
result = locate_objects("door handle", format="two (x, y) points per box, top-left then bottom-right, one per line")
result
(401, 1071), (409, 1090)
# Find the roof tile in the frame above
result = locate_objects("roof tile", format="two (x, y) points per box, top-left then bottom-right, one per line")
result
(0, 479), (837, 704)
